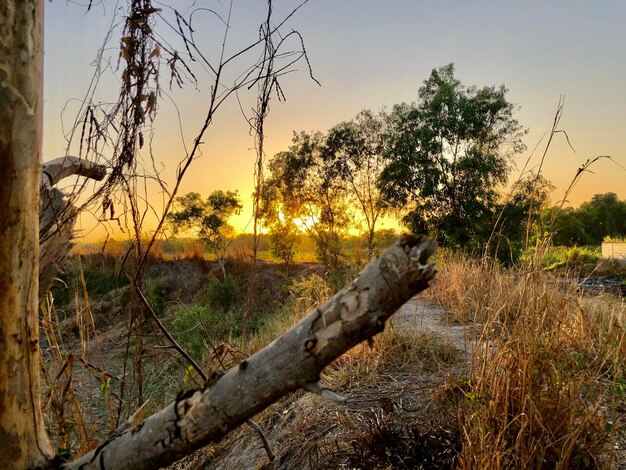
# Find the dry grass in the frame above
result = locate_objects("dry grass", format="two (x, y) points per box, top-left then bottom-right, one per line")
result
(324, 328), (459, 392)
(199, 325), (463, 470)
(191, 277), (463, 470)
(427, 253), (626, 468)
(40, 261), (121, 458)
(47, 243), (626, 468)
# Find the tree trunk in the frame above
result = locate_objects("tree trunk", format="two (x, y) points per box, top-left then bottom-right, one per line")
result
(0, 1), (54, 468)
(64, 235), (436, 470)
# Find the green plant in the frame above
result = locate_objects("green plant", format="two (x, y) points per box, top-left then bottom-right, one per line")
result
(542, 246), (601, 274)
(168, 191), (243, 278)
(144, 278), (167, 315)
(268, 219), (299, 266)
(380, 63), (526, 249)
(172, 305), (215, 360)
(203, 278), (239, 312)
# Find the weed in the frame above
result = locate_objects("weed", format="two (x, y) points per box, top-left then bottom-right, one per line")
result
(172, 305), (228, 360)
(202, 278), (239, 312)
(428, 255), (626, 468)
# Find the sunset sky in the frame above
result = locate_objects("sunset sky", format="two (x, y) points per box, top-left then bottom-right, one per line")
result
(43, 1), (626, 240)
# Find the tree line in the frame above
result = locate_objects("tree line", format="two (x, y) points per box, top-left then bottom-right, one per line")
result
(170, 64), (625, 269)
(543, 192), (626, 246)
(171, 64), (543, 267)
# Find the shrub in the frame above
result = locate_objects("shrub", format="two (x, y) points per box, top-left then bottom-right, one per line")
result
(203, 278), (238, 312)
(542, 246), (601, 275)
(172, 305), (223, 360)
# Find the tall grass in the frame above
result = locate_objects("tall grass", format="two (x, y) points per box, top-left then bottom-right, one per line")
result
(427, 253), (625, 468)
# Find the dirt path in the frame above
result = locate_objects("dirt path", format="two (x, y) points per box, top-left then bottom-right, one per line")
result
(394, 297), (481, 360)
(206, 296), (475, 470)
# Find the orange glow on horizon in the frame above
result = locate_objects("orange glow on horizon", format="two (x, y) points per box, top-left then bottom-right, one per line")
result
(44, 1), (626, 245)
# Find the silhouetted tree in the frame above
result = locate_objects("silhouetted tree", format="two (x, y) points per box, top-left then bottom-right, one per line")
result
(267, 132), (351, 269)
(380, 63), (526, 249)
(324, 109), (390, 258)
(577, 193), (626, 243)
(543, 207), (591, 246)
(168, 191), (242, 278)
(256, 182), (299, 266)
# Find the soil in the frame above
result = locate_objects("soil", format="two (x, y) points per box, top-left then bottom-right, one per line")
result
(204, 296), (479, 470)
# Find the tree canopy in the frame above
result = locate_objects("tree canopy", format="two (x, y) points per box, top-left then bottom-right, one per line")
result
(323, 109), (390, 256)
(380, 63), (527, 248)
(548, 192), (626, 246)
(168, 190), (242, 277)
(265, 131), (352, 269)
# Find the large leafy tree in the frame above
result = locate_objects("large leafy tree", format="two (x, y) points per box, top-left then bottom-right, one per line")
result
(324, 109), (390, 257)
(380, 64), (526, 248)
(168, 191), (242, 278)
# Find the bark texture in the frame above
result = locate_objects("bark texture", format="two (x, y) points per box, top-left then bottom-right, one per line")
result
(65, 235), (436, 470)
(0, 1), (54, 468)
(39, 156), (107, 296)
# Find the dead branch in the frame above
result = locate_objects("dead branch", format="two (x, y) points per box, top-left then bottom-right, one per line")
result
(63, 235), (436, 470)
(40, 156), (107, 296)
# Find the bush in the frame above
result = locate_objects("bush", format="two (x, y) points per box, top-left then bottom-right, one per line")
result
(542, 246), (601, 274)
(203, 278), (238, 312)
(172, 305), (221, 360)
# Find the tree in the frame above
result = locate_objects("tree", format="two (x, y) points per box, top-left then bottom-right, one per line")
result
(487, 174), (553, 263)
(542, 193), (626, 247)
(380, 63), (526, 249)
(269, 219), (299, 266)
(255, 181), (300, 267)
(267, 132), (352, 269)
(168, 191), (242, 278)
(39, 156), (107, 296)
(545, 207), (591, 246)
(324, 109), (390, 258)
(64, 236), (436, 469)
(0, 2), (54, 467)
(577, 193), (626, 244)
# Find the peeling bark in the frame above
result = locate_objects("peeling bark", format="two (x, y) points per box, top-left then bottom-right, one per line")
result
(39, 156), (107, 296)
(0, 1), (55, 468)
(64, 235), (436, 470)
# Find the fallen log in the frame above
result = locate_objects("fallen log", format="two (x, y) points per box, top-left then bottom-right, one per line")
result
(40, 156), (107, 296)
(63, 234), (436, 470)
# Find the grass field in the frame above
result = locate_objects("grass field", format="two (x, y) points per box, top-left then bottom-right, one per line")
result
(42, 237), (626, 468)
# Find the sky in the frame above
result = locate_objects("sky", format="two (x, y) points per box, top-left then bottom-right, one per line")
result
(43, 0), (626, 240)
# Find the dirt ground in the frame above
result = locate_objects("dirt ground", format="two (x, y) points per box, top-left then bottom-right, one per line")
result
(199, 297), (478, 470)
